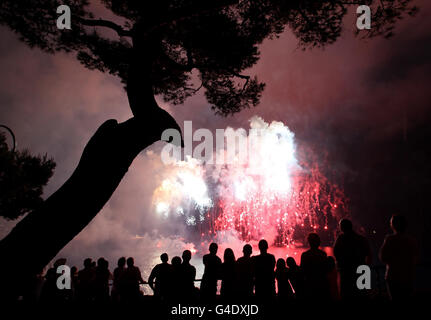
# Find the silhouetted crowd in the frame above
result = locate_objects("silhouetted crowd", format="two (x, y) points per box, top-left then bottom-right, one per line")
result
(36, 215), (418, 303)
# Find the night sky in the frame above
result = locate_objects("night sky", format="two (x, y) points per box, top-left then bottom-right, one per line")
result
(0, 1), (430, 281)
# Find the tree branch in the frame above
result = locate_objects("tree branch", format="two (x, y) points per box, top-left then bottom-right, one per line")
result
(229, 70), (250, 91)
(148, 0), (239, 34)
(185, 80), (203, 93)
(78, 1), (238, 41)
(78, 17), (132, 37)
(161, 51), (195, 72)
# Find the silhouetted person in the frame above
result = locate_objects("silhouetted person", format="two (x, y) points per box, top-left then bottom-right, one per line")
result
(380, 214), (418, 301)
(253, 239), (276, 300)
(170, 256), (183, 299)
(286, 257), (304, 300)
(236, 244), (254, 299)
(94, 257), (111, 302)
(77, 258), (96, 302)
(40, 263), (58, 302)
(40, 258), (68, 302)
(123, 257), (144, 302)
(201, 242), (222, 300)
(333, 218), (371, 300)
(30, 271), (45, 302)
(327, 256), (340, 301)
(180, 250), (197, 300)
(148, 253), (172, 300)
(70, 266), (78, 301)
(275, 258), (294, 300)
(112, 257), (126, 302)
(221, 248), (236, 299)
(300, 233), (329, 300)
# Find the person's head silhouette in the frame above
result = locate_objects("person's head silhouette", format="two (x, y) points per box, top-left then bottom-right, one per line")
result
(71, 266), (77, 273)
(160, 253), (169, 263)
(286, 257), (297, 269)
(127, 257), (134, 267)
(172, 256), (182, 267)
(118, 257), (126, 268)
(339, 218), (353, 234)
(258, 239), (268, 254)
(54, 258), (66, 269)
(243, 244), (252, 257)
(83, 258), (92, 269)
(223, 248), (235, 263)
(209, 242), (218, 255)
(390, 214), (407, 234)
(182, 250), (192, 263)
(97, 257), (106, 268)
(276, 258), (286, 270)
(307, 233), (321, 249)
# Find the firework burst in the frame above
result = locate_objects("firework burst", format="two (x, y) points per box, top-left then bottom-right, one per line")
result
(152, 117), (347, 246)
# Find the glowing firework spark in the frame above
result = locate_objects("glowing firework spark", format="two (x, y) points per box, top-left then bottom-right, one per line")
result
(153, 117), (347, 246)
(152, 157), (213, 223)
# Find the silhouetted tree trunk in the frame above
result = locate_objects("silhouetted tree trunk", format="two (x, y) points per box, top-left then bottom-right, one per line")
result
(0, 37), (182, 297)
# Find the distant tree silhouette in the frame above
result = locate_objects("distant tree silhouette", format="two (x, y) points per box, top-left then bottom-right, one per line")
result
(0, 0), (417, 298)
(0, 131), (55, 220)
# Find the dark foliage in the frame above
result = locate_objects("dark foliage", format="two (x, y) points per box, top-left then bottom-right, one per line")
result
(0, 132), (55, 220)
(0, 0), (418, 116)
